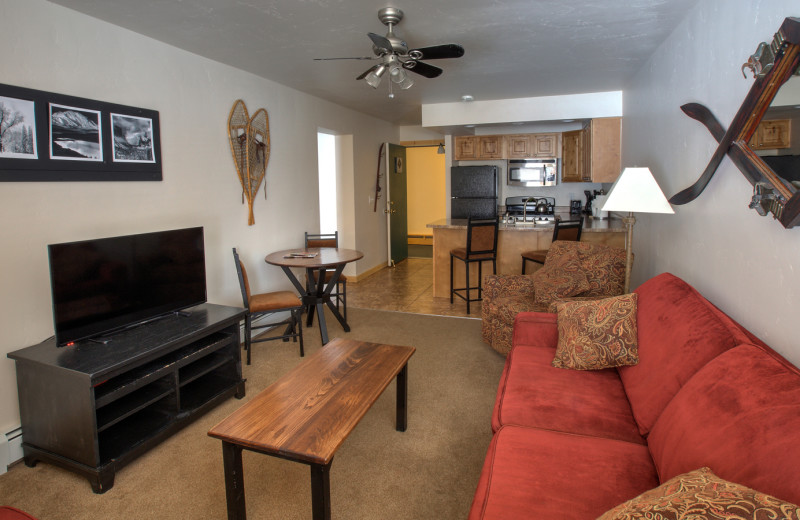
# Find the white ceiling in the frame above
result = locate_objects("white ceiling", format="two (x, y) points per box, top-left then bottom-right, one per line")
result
(47, 0), (699, 126)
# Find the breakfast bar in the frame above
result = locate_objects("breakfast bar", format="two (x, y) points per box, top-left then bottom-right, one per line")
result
(427, 215), (626, 298)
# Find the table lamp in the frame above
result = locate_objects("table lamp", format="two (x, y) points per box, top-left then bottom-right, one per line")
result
(601, 167), (674, 293)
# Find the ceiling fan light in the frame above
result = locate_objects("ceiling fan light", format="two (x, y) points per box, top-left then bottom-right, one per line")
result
(390, 66), (415, 89)
(365, 64), (387, 88)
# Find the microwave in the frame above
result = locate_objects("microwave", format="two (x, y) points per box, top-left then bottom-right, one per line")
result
(507, 159), (558, 187)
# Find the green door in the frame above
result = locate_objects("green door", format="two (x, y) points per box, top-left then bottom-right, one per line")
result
(387, 143), (408, 265)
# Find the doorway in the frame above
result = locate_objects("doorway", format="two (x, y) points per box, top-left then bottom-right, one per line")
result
(386, 143), (408, 265)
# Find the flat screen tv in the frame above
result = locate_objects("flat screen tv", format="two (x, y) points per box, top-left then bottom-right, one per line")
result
(48, 227), (207, 346)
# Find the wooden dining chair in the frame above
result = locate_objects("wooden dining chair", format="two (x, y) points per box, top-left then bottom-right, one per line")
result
(450, 216), (499, 314)
(233, 248), (304, 365)
(521, 217), (583, 274)
(304, 231), (347, 322)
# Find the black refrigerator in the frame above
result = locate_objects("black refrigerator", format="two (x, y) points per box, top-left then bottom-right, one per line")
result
(450, 165), (498, 219)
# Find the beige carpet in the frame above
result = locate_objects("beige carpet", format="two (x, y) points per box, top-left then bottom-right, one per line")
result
(0, 308), (506, 519)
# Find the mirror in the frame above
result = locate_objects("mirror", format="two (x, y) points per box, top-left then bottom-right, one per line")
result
(749, 73), (800, 188)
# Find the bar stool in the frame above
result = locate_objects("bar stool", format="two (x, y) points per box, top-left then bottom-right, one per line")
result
(450, 216), (499, 314)
(521, 217), (583, 274)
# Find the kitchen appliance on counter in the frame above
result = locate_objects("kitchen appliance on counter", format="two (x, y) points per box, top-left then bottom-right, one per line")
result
(504, 196), (556, 223)
(507, 159), (558, 187)
(451, 165), (498, 219)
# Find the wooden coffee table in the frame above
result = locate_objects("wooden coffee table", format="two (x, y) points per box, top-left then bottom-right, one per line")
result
(208, 338), (415, 520)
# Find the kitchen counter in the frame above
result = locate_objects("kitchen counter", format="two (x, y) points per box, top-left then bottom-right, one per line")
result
(426, 214), (626, 298)
(427, 214), (625, 233)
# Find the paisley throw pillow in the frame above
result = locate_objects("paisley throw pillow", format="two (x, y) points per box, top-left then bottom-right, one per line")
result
(552, 293), (638, 370)
(598, 467), (800, 519)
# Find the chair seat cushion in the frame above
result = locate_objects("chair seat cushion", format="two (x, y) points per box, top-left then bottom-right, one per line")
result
(492, 344), (644, 444)
(451, 247), (496, 261)
(249, 290), (302, 312)
(468, 426), (657, 520)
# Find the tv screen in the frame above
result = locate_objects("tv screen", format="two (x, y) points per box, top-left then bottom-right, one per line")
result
(48, 227), (207, 346)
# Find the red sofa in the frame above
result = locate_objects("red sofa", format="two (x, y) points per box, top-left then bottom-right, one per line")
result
(469, 272), (800, 518)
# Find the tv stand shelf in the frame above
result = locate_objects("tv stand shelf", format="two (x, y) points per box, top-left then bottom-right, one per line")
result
(7, 303), (247, 493)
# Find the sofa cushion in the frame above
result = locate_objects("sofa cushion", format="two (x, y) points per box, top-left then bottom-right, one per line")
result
(552, 293), (639, 370)
(469, 426), (658, 520)
(618, 273), (759, 436)
(598, 467), (800, 520)
(647, 344), (800, 506)
(492, 342), (644, 444)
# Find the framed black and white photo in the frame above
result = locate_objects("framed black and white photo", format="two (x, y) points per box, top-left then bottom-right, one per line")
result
(111, 113), (155, 163)
(0, 82), (161, 182)
(49, 103), (103, 162)
(0, 95), (38, 160)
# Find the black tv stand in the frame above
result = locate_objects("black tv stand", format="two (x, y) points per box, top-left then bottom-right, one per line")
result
(7, 303), (247, 493)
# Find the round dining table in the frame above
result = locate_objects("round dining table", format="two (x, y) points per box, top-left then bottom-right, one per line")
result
(265, 247), (363, 345)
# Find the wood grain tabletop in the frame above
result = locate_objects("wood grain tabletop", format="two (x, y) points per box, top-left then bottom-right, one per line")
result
(208, 338), (415, 465)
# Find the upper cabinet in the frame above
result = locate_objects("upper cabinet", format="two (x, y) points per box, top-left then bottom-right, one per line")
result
(454, 133), (560, 161)
(478, 135), (504, 159)
(561, 129), (587, 183)
(749, 119), (791, 150)
(454, 136), (478, 160)
(561, 117), (621, 183)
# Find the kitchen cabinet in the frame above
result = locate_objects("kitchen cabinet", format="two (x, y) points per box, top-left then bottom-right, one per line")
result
(454, 136), (478, 160)
(507, 133), (558, 158)
(507, 134), (532, 158)
(532, 133), (558, 157)
(749, 119), (791, 150)
(561, 129), (588, 182)
(561, 117), (621, 183)
(477, 135), (504, 159)
(456, 133), (558, 160)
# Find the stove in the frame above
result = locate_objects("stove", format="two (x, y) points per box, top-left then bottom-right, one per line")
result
(504, 196), (556, 222)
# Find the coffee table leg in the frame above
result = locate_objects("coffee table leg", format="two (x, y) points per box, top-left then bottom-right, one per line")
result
(310, 461), (332, 520)
(222, 442), (246, 520)
(396, 364), (408, 432)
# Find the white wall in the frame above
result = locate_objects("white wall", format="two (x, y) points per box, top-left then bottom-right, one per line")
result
(0, 0), (397, 431)
(623, 0), (800, 365)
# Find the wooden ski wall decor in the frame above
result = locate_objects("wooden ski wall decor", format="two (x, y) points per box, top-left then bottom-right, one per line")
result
(227, 99), (270, 225)
(671, 17), (800, 229)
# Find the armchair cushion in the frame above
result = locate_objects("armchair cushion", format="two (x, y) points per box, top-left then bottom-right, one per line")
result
(532, 252), (592, 309)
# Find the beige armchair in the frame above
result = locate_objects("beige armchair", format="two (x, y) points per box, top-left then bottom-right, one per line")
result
(481, 241), (628, 356)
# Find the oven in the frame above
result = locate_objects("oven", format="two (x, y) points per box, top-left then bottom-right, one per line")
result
(507, 159), (558, 187)
(505, 196), (556, 223)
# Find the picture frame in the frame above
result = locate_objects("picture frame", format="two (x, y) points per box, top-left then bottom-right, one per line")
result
(0, 83), (161, 181)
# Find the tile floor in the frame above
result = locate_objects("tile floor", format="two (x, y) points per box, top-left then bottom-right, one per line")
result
(347, 257), (481, 319)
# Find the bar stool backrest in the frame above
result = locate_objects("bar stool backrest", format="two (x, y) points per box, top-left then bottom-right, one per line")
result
(552, 218), (583, 242)
(467, 217), (499, 256)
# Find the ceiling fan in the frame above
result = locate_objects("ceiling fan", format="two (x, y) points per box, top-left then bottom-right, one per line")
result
(314, 7), (465, 97)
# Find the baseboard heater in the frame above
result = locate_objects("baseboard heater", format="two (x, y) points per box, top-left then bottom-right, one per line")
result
(1, 425), (23, 474)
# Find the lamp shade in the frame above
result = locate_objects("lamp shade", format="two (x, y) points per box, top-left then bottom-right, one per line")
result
(601, 167), (674, 214)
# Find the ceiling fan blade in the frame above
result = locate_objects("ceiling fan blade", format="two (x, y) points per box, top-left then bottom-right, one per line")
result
(368, 32), (394, 54)
(408, 44), (465, 60)
(403, 60), (443, 79)
(356, 65), (379, 80)
(314, 57), (375, 61)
